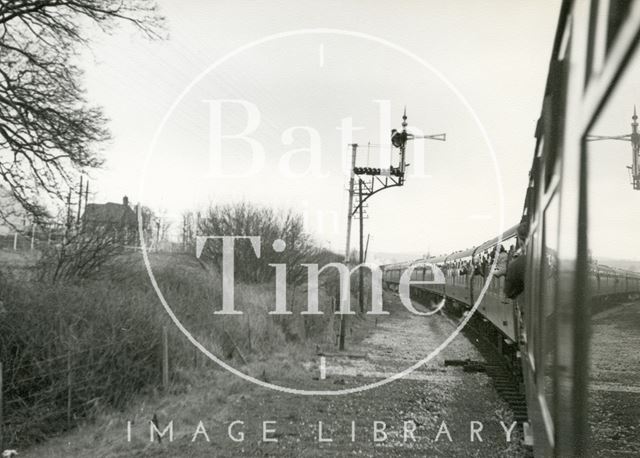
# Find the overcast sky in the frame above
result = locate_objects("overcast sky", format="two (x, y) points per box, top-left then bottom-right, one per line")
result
(80, 0), (564, 258)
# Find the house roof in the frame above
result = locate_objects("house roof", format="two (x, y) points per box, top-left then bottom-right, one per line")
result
(83, 202), (137, 226)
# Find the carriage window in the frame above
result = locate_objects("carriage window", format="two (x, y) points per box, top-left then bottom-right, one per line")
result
(544, 60), (567, 189)
(541, 195), (559, 419)
(424, 266), (434, 282)
(527, 232), (539, 370)
(530, 157), (541, 221)
(585, 49), (640, 454)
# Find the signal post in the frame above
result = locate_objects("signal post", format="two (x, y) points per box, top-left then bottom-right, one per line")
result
(339, 109), (446, 350)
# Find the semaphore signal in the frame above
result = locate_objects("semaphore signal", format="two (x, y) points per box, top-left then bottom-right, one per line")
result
(339, 108), (446, 350)
(352, 166), (404, 177)
(586, 106), (640, 190)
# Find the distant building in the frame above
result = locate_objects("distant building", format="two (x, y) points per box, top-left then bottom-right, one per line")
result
(82, 196), (140, 244)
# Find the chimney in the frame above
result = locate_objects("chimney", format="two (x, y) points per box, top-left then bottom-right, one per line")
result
(123, 195), (129, 207)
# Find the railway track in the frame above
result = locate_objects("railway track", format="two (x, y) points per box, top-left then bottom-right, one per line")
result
(439, 298), (533, 455)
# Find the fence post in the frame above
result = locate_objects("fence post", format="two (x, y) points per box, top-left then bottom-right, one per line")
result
(66, 351), (72, 428)
(246, 314), (252, 352)
(12, 232), (17, 251)
(162, 327), (169, 390)
(30, 224), (35, 251)
(1, 361), (4, 452)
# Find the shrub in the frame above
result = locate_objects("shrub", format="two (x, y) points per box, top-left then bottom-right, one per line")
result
(35, 227), (123, 283)
(194, 202), (342, 285)
(0, 249), (340, 447)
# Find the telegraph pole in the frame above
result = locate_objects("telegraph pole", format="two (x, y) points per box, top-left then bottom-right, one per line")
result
(344, 144), (358, 262)
(76, 175), (83, 228)
(64, 190), (72, 244)
(340, 143), (358, 351)
(358, 178), (365, 313)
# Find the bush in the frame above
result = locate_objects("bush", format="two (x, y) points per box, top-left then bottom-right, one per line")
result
(0, 203), (352, 447)
(0, 249), (340, 447)
(0, 267), (177, 445)
(194, 202), (342, 285)
(35, 227), (123, 283)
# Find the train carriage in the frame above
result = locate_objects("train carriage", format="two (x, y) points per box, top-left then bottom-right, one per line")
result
(383, 224), (520, 344)
(383, 2), (640, 455)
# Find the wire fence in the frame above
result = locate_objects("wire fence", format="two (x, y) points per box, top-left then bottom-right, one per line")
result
(0, 313), (288, 449)
(0, 236), (346, 451)
(0, 232), (188, 255)
(0, 232), (66, 253)
(0, 326), (182, 451)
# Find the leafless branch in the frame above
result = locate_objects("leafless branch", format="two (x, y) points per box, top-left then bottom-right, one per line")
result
(0, 0), (165, 225)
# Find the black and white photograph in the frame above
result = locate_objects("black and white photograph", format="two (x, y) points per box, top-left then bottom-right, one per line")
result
(0, 1), (639, 456)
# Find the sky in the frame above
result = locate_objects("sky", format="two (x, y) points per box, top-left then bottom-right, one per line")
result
(79, 0), (563, 258)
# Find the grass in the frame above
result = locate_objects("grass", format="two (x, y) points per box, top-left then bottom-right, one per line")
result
(0, 250), (346, 449)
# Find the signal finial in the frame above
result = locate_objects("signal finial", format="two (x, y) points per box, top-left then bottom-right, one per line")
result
(634, 105), (638, 121)
(402, 106), (408, 130)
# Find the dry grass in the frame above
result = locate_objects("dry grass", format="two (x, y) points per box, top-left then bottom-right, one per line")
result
(0, 250), (341, 448)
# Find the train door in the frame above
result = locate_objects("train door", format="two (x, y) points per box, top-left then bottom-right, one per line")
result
(549, 1), (640, 456)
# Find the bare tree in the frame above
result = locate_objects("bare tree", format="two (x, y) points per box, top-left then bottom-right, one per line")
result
(0, 0), (164, 224)
(197, 202), (341, 285)
(156, 209), (172, 246)
(37, 225), (124, 282)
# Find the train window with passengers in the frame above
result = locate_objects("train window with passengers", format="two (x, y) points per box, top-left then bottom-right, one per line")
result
(458, 254), (473, 276)
(475, 240), (514, 290)
(584, 40), (640, 455)
(433, 259), (446, 279)
(423, 265), (434, 282)
(410, 265), (424, 281)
